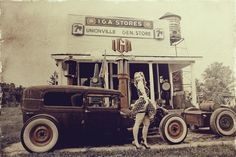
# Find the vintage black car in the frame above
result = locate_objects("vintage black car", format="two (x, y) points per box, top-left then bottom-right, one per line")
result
(20, 85), (188, 153)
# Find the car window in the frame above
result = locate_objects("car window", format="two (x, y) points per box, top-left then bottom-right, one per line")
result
(86, 94), (119, 108)
(71, 93), (84, 107)
(44, 92), (83, 107)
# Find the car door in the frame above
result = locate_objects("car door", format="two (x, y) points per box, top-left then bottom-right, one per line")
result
(41, 91), (86, 130)
(84, 93), (121, 131)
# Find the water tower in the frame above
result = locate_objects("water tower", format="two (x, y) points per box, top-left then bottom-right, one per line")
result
(159, 12), (182, 45)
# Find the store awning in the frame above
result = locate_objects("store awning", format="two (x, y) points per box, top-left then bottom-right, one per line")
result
(51, 53), (202, 70)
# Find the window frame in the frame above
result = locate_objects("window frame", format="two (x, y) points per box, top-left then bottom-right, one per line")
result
(84, 93), (120, 109)
(42, 91), (85, 108)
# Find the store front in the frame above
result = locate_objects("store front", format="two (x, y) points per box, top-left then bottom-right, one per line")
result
(51, 14), (201, 109)
(52, 53), (199, 109)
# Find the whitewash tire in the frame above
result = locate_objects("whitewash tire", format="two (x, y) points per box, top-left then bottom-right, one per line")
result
(159, 114), (188, 144)
(210, 108), (236, 136)
(20, 115), (59, 153)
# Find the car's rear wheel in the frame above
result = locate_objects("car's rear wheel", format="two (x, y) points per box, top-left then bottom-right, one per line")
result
(159, 113), (188, 144)
(20, 115), (59, 153)
(210, 108), (236, 136)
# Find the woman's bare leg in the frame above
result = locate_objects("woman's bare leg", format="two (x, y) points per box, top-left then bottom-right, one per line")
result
(133, 112), (145, 147)
(142, 115), (151, 148)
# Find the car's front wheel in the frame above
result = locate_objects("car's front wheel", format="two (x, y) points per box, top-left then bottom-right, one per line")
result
(20, 115), (59, 153)
(159, 113), (188, 144)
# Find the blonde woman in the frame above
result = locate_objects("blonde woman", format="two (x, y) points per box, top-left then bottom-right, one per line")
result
(131, 72), (156, 149)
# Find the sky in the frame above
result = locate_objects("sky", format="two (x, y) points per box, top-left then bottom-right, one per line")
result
(1, 0), (236, 82)
(50, 0), (235, 80)
(104, 0), (235, 80)
(107, 0), (236, 80)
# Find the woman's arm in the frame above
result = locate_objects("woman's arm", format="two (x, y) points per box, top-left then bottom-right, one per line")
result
(137, 81), (149, 108)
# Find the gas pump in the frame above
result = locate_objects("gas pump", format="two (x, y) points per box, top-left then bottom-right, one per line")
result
(113, 38), (131, 109)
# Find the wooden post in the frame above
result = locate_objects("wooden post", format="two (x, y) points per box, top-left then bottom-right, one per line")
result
(0, 91), (2, 115)
(67, 77), (74, 85)
(109, 63), (113, 89)
(157, 64), (161, 99)
(149, 63), (155, 102)
(191, 62), (198, 108)
(118, 74), (129, 109)
(117, 58), (129, 109)
(168, 64), (174, 109)
(57, 61), (67, 85)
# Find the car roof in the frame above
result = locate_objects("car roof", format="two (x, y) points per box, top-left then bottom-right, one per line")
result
(24, 85), (123, 98)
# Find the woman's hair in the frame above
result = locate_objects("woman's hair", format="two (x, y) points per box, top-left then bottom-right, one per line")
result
(134, 72), (147, 87)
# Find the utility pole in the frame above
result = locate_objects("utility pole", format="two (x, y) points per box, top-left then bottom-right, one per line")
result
(0, 7), (2, 115)
(0, 7), (2, 82)
(172, 38), (184, 56)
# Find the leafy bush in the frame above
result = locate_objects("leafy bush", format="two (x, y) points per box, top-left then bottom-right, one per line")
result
(0, 83), (24, 107)
(48, 71), (58, 85)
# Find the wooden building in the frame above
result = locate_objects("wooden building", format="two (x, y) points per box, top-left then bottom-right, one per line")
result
(51, 14), (201, 108)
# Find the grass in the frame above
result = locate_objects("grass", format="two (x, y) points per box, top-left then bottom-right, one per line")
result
(6, 144), (236, 157)
(0, 106), (23, 149)
(0, 107), (235, 157)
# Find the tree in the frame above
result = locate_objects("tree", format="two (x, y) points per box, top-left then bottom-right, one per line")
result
(196, 79), (204, 93)
(200, 62), (235, 103)
(48, 71), (58, 85)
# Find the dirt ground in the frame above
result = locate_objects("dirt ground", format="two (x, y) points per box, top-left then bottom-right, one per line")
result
(0, 107), (235, 157)
(1, 132), (235, 157)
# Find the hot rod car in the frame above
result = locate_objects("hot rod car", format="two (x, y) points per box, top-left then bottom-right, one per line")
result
(20, 85), (188, 153)
(182, 101), (236, 136)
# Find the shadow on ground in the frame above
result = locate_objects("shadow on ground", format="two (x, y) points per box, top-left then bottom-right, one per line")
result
(57, 130), (134, 149)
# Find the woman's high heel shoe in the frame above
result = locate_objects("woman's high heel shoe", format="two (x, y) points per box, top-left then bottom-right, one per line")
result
(132, 141), (142, 149)
(140, 140), (151, 149)
(142, 143), (151, 149)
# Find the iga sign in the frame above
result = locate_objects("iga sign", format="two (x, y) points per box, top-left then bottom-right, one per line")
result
(85, 17), (153, 29)
(112, 38), (132, 53)
(72, 16), (164, 40)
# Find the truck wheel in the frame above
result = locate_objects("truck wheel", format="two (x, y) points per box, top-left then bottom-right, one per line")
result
(210, 108), (236, 136)
(20, 115), (59, 153)
(159, 114), (188, 144)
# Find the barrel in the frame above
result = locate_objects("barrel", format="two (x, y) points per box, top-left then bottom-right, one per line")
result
(199, 101), (220, 112)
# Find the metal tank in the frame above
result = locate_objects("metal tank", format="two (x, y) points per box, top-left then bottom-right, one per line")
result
(159, 12), (182, 44)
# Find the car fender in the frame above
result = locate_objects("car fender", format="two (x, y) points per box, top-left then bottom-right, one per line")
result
(26, 114), (59, 125)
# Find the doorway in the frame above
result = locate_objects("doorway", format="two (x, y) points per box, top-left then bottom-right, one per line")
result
(129, 63), (149, 103)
